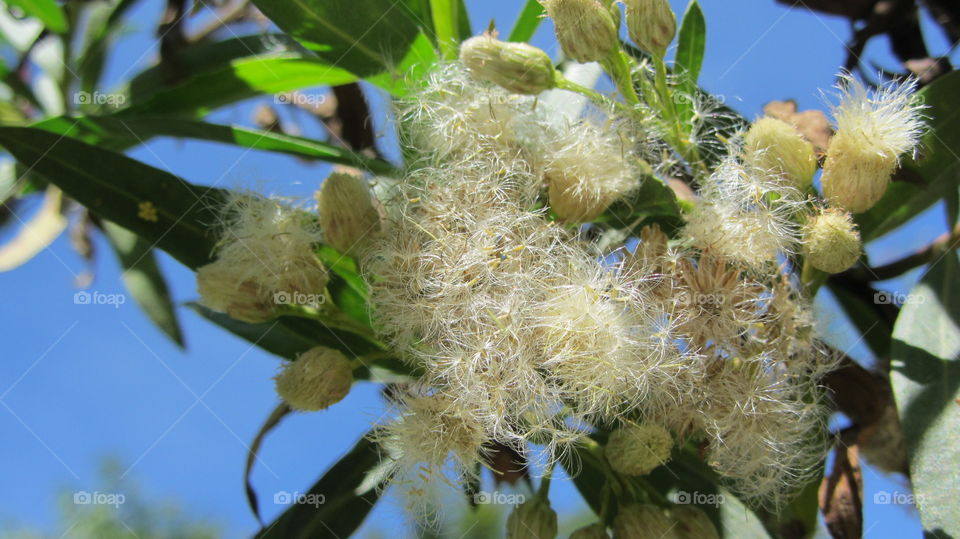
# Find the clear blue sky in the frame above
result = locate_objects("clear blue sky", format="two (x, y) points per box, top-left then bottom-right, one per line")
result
(1, 0), (955, 537)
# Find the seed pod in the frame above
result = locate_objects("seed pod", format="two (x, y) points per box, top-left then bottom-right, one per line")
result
(668, 505), (720, 539)
(274, 346), (354, 411)
(506, 497), (558, 539)
(196, 260), (276, 324)
(613, 504), (675, 539)
(803, 208), (862, 274)
(541, 0), (619, 63)
(744, 117), (817, 189)
(460, 35), (557, 95)
(317, 172), (381, 257)
(606, 423), (673, 476)
(570, 522), (610, 539)
(624, 0), (677, 57)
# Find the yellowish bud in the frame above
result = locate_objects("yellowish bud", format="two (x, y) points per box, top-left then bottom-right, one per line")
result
(274, 346), (353, 411)
(613, 504), (674, 539)
(460, 35), (557, 95)
(744, 117), (817, 189)
(569, 522), (610, 539)
(625, 0), (676, 57)
(668, 506), (720, 539)
(605, 423), (673, 476)
(317, 172), (381, 256)
(803, 208), (862, 274)
(196, 260), (276, 324)
(820, 127), (897, 213)
(541, 0), (619, 63)
(506, 497), (558, 539)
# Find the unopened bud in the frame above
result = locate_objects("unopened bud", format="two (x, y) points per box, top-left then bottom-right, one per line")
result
(803, 208), (862, 274)
(570, 522), (610, 539)
(542, 0), (619, 63)
(317, 172), (381, 257)
(197, 260), (275, 324)
(625, 0), (676, 57)
(605, 423), (673, 476)
(506, 497), (558, 539)
(668, 506), (720, 539)
(744, 117), (817, 189)
(460, 35), (557, 95)
(274, 346), (353, 411)
(820, 127), (897, 214)
(613, 504), (674, 538)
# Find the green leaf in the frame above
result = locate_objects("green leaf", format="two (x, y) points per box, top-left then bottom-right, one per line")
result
(0, 126), (223, 269)
(857, 71), (960, 241)
(508, 0), (546, 43)
(5, 0), (67, 33)
(255, 432), (384, 539)
(890, 250), (960, 537)
(101, 220), (185, 347)
(249, 0), (427, 78)
(31, 116), (398, 175)
(76, 0), (139, 94)
(430, 0), (460, 60)
(674, 0), (706, 124)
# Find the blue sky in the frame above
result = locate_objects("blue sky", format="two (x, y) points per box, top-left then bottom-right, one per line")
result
(1, 0), (956, 537)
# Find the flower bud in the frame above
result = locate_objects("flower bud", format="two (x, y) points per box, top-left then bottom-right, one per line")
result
(542, 0), (619, 63)
(625, 0), (676, 57)
(820, 128), (896, 213)
(613, 504), (674, 539)
(802, 208), (862, 274)
(506, 497), (558, 539)
(605, 423), (673, 476)
(460, 35), (557, 95)
(274, 346), (354, 411)
(570, 522), (610, 539)
(743, 117), (817, 189)
(668, 506), (720, 539)
(317, 172), (381, 257)
(197, 260), (276, 324)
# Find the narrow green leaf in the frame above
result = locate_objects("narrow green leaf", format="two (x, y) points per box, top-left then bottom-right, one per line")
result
(256, 432), (384, 539)
(674, 0), (706, 124)
(32, 116), (399, 175)
(857, 70), (960, 241)
(507, 0), (545, 43)
(249, 0), (426, 78)
(430, 0), (459, 60)
(6, 0), (67, 33)
(76, 0), (139, 94)
(245, 403), (293, 527)
(890, 251), (960, 536)
(101, 220), (185, 347)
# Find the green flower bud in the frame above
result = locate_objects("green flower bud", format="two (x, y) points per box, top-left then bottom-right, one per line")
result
(668, 506), (720, 539)
(506, 497), (558, 539)
(460, 35), (557, 95)
(317, 172), (381, 257)
(274, 346), (354, 411)
(570, 522), (610, 539)
(542, 0), (619, 63)
(197, 260), (276, 324)
(744, 117), (818, 189)
(606, 423), (674, 476)
(613, 504), (675, 539)
(803, 208), (862, 274)
(625, 0), (676, 57)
